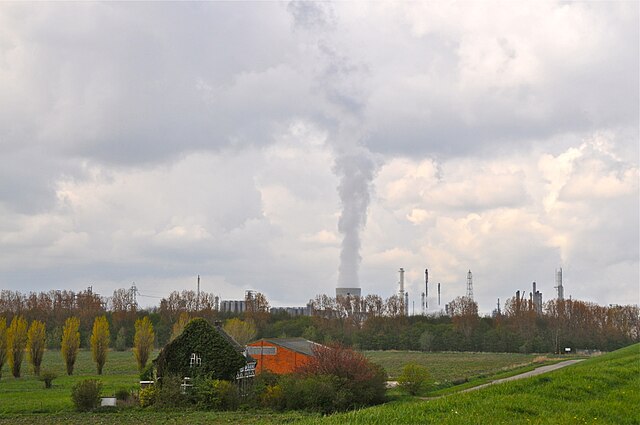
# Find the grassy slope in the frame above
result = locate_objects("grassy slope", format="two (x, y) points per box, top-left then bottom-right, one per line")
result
(303, 344), (640, 425)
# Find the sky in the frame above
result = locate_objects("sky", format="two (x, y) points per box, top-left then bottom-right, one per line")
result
(0, 2), (638, 313)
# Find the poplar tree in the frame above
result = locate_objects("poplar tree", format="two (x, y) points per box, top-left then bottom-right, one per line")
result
(133, 316), (155, 371)
(170, 312), (190, 342)
(27, 320), (46, 376)
(61, 317), (81, 375)
(0, 318), (7, 379)
(7, 316), (28, 378)
(90, 316), (110, 375)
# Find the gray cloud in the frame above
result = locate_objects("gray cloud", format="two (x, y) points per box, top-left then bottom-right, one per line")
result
(0, 2), (637, 310)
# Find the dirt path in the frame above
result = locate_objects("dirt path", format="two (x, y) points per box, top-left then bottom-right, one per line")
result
(402, 359), (585, 399)
(456, 359), (584, 394)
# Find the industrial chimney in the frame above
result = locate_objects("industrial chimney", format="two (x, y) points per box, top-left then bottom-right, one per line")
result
(398, 268), (405, 315)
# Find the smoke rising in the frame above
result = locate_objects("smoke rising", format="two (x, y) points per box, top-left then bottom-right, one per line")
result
(335, 149), (375, 287)
(287, 1), (376, 288)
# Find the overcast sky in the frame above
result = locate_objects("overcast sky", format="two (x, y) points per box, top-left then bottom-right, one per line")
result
(0, 2), (638, 313)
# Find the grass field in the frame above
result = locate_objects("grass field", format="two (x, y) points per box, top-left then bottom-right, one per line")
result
(1, 346), (635, 424)
(363, 351), (554, 382)
(301, 344), (640, 425)
(0, 349), (156, 415)
(0, 349), (318, 424)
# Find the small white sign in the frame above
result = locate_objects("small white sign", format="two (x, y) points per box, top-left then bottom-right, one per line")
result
(100, 397), (117, 407)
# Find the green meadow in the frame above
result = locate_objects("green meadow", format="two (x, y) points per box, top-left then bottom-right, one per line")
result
(0, 345), (637, 424)
(363, 350), (554, 381)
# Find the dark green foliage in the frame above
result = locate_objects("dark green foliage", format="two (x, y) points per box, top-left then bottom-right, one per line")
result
(40, 369), (57, 389)
(154, 318), (246, 381)
(71, 379), (102, 411)
(249, 370), (280, 405)
(46, 326), (63, 350)
(115, 387), (130, 401)
(140, 363), (154, 381)
(280, 375), (342, 414)
(194, 379), (240, 410)
(115, 327), (127, 352)
(154, 375), (188, 407)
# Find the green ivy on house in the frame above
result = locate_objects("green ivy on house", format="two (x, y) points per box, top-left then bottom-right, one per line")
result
(154, 318), (247, 382)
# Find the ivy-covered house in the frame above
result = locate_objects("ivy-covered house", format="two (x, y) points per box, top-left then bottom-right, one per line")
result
(153, 318), (255, 385)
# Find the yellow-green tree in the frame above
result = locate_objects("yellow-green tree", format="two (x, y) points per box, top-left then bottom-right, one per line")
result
(90, 316), (110, 375)
(27, 320), (46, 376)
(223, 318), (257, 346)
(61, 317), (81, 375)
(133, 316), (155, 371)
(0, 318), (7, 379)
(7, 315), (28, 378)
(170, 312), (190, 342)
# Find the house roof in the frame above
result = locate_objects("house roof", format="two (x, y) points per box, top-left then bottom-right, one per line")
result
(253, 338), (321, 356)
(213, 322), (256, 363)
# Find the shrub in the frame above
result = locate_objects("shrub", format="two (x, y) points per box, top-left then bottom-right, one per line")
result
(260, 384), (285, 410)
(249, 370), (280, 405)
(40, 370), (57, 389)
(397, 363), (431, 396)
(115, 387), (130, 401)
(139, 386), (157, 408)
(297, 343), (387, 409)
(290, 375), (341, 413)
(140, 363), (155, 381)
(71, 379), (102, 411)
(195, 379), (240, 410)
(155, 375), (187, 408)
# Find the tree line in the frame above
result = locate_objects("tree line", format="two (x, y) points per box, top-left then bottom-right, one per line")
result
(0, 314), (155, 379)
(0, 288), (637, 356)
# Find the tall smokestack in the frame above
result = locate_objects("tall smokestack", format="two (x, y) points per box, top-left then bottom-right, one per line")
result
(555, 267), (564, 300)
(425, 269), (429, 310)
(398, 268), (405, 315)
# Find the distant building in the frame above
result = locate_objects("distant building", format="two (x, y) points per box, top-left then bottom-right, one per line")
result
(270, 304), (313, 317)
(220, 300), (246, 314)
(246, 338), (322, 374)
(336, 287), (361, 298)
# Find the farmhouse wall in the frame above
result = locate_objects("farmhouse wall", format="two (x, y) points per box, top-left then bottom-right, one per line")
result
(247, 340), (313, 374)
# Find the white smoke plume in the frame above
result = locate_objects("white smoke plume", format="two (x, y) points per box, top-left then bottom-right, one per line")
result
(288, 1), (377, 288)
(335, 148), (375, 287)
